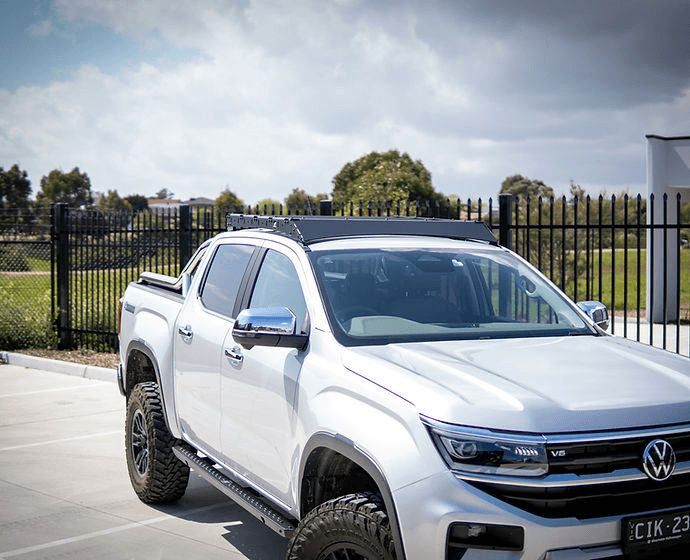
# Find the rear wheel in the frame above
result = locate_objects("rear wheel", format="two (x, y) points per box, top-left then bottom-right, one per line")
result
(125, 382), (189, 503)
(286, 492), (396, 560)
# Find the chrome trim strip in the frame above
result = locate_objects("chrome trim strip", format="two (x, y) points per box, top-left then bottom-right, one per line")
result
(454, 461), (690, 488)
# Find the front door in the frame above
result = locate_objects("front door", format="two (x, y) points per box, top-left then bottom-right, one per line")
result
(219, 247), (309, 506)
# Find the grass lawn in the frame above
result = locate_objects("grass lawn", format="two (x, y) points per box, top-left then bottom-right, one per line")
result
(565, 248), (690, 321)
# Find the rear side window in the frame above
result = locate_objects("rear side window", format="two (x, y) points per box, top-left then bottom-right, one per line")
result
(200, 244), (254, 317)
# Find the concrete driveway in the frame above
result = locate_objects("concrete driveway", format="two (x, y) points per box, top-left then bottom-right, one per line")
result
(0, 364), (287, 560)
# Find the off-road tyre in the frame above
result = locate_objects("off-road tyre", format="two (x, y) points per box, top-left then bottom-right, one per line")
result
(286, 492), (396, 560)
(125, 382), (189, 503)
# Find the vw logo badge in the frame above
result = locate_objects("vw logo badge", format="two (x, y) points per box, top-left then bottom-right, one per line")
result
(642, 439), (676, 482)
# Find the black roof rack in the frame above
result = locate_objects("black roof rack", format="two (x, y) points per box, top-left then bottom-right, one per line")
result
(226, 214), (497, 245)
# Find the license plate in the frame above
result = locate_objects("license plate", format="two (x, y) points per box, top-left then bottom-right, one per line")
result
(622, 508), (690, 553)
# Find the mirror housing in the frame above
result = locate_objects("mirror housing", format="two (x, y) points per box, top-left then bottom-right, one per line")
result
(576, 301), (610, 331)
(232, 307), (308, 350)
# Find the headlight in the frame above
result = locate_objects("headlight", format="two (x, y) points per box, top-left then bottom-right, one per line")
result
(427, 423), (548, 477)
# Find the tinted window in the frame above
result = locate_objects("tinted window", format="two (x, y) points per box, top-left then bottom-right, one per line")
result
(200, 244), (254, 317)
(309, 247), (592, 345)
(249, 250), (308, 333)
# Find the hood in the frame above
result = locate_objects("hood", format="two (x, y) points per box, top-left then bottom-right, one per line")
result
(341, 335), (690, 433)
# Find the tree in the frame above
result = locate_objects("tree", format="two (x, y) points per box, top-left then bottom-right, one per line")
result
(154, 188), (174, 200)
(125, 194), (149, 212)
(36, 167), (93, 207)
(254, 198), (283, 214)
(0, 164), (32, 210)
(285, 188), (329, 213)
(500, 174), (555, 200)
(332, 150), (440, 208)
(97, 189), (132, 211)
(215, 188), (244, 211)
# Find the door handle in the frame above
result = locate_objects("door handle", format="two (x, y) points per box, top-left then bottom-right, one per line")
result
(178, 325), (193, 341)
(225, 347), (244, 367)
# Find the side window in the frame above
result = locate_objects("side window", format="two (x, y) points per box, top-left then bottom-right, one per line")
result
(200, 244), (254, 317)
(249, 250), (308, 333)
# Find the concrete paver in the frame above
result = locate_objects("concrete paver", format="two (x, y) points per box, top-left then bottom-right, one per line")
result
(0, 364), (287, 560)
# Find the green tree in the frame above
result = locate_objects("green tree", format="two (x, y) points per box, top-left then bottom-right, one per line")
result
(254, 198), (283, 214)
(0, 164), (32, 210)
(97, 189), (132, 211)
(215, 188), (244, 211)
(36, 167), (93, 207)
(154, 188), (174, 200)
(285, 188), (329, 214)
(125, 194), (149, 212)
(500, 174), (555, 200)
(332, 150), (440, 208)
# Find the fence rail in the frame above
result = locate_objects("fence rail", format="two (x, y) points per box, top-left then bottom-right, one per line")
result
(1, 196), (688, 356)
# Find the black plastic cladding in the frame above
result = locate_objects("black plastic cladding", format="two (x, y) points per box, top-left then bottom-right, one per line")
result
(226, 214), (498, 246)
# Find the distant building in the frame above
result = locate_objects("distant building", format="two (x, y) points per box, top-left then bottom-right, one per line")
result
(147, 198), (181, 214)
(183, 197), (215, 208)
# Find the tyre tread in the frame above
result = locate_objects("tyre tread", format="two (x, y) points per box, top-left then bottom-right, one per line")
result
(125, 382), (189, 504)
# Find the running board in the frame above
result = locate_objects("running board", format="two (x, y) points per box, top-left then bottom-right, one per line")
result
(173, 444), (296, 538)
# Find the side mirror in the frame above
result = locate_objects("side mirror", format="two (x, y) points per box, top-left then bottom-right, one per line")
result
(232, 307), (308, 350)
(576, 301), (610, 331)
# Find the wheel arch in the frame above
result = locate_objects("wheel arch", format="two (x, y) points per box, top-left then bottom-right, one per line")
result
(122, 339), (180, 437)
(299, 432), (407, 560)
(123, 339), (161, 397)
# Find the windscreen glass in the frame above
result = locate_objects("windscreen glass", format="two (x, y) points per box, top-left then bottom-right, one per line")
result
(309, 247), (592, 345)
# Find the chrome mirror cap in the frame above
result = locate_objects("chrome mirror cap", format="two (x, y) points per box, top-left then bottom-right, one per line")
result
(576, 301), (610, 331)
(232, 307), (308, 350)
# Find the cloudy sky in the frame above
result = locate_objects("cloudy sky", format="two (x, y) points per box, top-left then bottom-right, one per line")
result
(1, 0), (689, 205)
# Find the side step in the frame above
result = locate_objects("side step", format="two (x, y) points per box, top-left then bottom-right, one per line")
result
(173, 444), (296, 538)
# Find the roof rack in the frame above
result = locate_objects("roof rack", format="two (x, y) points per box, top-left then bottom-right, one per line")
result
(226, 214), (497, 245)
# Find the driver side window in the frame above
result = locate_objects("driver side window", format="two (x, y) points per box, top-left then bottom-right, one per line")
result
(249, 250), (308, 334)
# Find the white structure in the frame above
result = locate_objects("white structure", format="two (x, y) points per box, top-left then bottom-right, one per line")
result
(646, 134), (690, 323)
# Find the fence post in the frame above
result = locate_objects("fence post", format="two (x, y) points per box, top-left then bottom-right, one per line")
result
(498, 193), (513, 250)
(53, 203), (72, 349)
(179, 205), (192, 272)
(320, 199), (333, 216)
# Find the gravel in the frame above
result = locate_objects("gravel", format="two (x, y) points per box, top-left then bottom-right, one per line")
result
(14, 349), (119, 369)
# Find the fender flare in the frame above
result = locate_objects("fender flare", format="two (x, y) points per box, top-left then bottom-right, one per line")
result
(299, 432), (407, 560)
(122, 339), (178, 436)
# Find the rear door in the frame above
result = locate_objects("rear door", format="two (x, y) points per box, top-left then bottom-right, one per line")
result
(174, 241), (256, 458)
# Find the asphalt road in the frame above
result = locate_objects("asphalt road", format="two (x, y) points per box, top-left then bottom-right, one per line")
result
(0, 364), (287, 560)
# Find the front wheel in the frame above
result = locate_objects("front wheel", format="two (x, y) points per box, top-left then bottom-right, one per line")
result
(125, 382), (189, 503)
(286, 493), (396, 560)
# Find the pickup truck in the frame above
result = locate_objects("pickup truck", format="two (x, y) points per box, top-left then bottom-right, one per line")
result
(118, 214), (690, 560)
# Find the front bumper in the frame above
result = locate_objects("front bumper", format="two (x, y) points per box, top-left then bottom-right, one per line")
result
(394, 469), (688, 560)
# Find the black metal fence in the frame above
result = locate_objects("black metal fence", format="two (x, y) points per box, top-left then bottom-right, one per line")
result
(1, 196), (688, 355)
(0, 207), (54, 350)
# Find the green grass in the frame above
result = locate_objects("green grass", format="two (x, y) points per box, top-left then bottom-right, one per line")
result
(564, 249), (690, 321)
(0, 272), (55, 349)
(1, 262), (176, 350)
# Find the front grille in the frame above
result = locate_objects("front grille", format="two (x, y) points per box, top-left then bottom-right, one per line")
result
(469, 472), (690, 519)
(546, 432), (690, 475)
(467, 430), (690, 519)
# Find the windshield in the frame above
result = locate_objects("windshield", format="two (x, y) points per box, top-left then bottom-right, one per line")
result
(309, 246), (593, 346)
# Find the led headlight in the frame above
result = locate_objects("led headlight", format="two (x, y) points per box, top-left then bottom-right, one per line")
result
(428, 423), (548, 477)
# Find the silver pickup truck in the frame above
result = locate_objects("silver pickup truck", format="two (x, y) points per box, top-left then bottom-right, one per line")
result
(118, 214), (690, 560)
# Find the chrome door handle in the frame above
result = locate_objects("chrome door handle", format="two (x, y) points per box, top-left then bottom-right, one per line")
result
(225, 347), (243, 366)
(178, 326), (193, 341)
